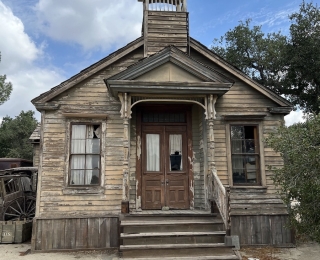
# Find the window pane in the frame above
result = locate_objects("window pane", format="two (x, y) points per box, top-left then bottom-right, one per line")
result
(231, 126), (244, 139)
(245, 156), (257, 183)
(86, 170), (100, 185)
(71, 155), (85, 169)
(146, 134), (160, 171)
(169, 134), (182, 171)
(70, 170), (85, 185)
(86, 155), (100, 170)
(231, 139), (244, 153)
(86, 139), (100, 154)
(71, 139), (86, 154)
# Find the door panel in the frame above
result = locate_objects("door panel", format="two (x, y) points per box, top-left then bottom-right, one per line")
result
(142, 126), (164, 209)
(141, 125), (189, 210)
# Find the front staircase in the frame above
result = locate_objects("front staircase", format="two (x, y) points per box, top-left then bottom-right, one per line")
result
(119, 211), (240, 260)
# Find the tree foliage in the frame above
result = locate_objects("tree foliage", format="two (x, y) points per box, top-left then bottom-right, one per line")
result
(266, 114), (320, 242)
(285, 1), (320, 114)
(211, 1), (320, 114)
(0, 111), (38, 161)
(0, 52), (13, 105)
(212, 19), (288, 94)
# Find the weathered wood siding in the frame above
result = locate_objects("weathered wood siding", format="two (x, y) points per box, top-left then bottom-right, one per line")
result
(231, 215), (292, 246)
(32, 217), (119, 252)
(33, 144), (40, 167)
(37, 47), (144, 218)
(145, 11), (188, 55)
(190, 48), (285, 193)
(129, 109), (137, 211)
(192, 105), (205, 209)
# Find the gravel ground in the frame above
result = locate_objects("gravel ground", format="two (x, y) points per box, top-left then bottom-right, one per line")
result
(0, 242), (319, 260)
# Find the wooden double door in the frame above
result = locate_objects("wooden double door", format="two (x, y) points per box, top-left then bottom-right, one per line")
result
(141, 125), (190, 209)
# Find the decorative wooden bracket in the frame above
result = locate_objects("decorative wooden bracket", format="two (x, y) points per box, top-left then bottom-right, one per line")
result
(205, 94), (217, 120)
(119, 93), (132, 119)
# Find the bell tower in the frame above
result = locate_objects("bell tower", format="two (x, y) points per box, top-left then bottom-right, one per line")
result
(138, 0), (189, 57)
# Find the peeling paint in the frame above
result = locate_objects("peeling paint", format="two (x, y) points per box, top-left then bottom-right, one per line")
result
(190, 180), (194, 209)
(137, 135), (141, 160)
(136, 179), (142, 210)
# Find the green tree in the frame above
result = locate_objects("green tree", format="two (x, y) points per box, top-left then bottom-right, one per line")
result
(211, 19), (288, 94)
(266, 114), (320, 242)
(211, 1), (320, 114)
(0, 110), (38, 160)
(285, 1), (320, 114)
(0, 52), (13, 105)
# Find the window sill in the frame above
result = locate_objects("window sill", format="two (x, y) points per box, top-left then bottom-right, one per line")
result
(231, 185), (267, 190)
(62, 186), (104, 195)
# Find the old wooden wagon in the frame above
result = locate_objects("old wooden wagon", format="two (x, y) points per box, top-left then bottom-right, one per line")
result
(0, 167), (37, 221)
(30, 0), (293, 258)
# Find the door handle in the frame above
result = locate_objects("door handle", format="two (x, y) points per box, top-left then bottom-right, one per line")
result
(166, 180), (169, 185)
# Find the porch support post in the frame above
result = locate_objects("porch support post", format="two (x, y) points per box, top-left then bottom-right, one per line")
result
(205, 94), (218, 208)
(119, 92), (132, 213)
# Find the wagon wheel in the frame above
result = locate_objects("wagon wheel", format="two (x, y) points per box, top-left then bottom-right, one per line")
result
(3, 196), (36, 221)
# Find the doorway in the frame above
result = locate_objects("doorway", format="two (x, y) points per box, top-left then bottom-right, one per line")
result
(138, 106), (192, 210)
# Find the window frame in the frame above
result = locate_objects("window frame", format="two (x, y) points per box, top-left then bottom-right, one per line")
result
(63, 120), (106, 195)
(68, 123), (102, 187)
(226, 121), (266, 187)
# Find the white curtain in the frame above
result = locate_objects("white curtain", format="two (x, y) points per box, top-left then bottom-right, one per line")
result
(71, 125), (86, 185)
(169, 134), (182, 170)
(146, 134), (160, 171)
(85, 126), (94, 184)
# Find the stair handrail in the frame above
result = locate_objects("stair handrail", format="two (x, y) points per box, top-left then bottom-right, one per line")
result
(212, 169), (231, 234)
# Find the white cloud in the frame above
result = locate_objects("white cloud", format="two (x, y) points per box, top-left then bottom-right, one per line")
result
(35, 0), (143, 51)
(0, 1), (64, 121)
(285, 110), (305, 126)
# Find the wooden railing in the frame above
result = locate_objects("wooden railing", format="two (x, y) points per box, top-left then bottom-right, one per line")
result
(145, 0), (187, 12)
(212, 169), (231, 234)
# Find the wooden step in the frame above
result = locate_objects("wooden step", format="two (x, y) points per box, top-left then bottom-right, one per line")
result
(121, 218), (223, 226)
(122, 256), (239, 260)
(120, 243), (236, 258)
(121, 231), (226, 238)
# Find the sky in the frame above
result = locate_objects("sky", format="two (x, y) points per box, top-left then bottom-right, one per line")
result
(0, 0), (317, 126)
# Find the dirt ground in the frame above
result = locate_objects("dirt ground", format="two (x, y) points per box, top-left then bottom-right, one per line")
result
(0, 242), (319, 260)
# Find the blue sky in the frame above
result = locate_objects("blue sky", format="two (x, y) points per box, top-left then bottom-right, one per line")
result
(0, 0), (318, 125)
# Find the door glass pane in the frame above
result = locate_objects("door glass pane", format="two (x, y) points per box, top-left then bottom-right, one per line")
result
(146, 134), (160, 171)
(169, 134), (182, 171)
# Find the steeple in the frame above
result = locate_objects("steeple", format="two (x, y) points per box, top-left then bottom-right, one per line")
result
(138, 0), (189, 57)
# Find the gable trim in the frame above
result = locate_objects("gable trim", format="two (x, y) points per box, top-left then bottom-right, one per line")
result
(32, 37), (144, 104)
(190, 38), (292, 108)
(107, 46), (234, 84)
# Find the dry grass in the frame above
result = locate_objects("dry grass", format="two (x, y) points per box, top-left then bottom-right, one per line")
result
(240, 247), (281, 260)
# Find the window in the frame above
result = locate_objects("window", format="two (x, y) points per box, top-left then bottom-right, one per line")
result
(69, 124), (101, 186)
(230, 125), (260, 185)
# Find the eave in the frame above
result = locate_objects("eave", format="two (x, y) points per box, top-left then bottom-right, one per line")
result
(105, 80), (233, 98)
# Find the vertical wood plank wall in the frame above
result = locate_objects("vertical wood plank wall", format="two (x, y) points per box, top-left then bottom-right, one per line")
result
(32, 217), (119, 251)
(231, 215), (292, 245)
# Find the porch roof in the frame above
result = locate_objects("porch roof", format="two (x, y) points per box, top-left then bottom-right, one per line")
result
(106, 80), (232, 98)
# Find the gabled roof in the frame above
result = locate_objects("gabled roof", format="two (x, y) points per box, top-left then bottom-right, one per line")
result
(31, 34), (292, 110)
(32, 37), (144, 105)
(190, 38), (292, 108)
(105, 46), (234, 97)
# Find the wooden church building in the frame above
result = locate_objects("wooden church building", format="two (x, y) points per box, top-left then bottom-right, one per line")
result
(30, 0), (293, 257)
